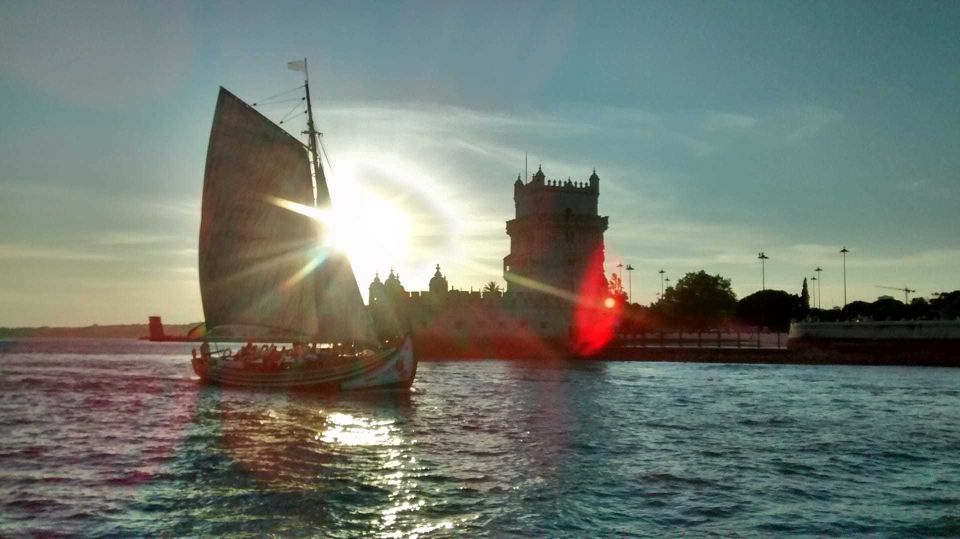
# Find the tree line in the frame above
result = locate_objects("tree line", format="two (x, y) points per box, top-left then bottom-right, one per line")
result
(615, 271), (960, 333)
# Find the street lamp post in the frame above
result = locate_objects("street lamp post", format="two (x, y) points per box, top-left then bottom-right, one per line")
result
(658, 269), (665, 298)
(758, 252), (769, 291)
(810, 276), (818, 309)
(625, 264), (634, 303)
(840, 247), (849, 307)
(814, 266), (823, 309)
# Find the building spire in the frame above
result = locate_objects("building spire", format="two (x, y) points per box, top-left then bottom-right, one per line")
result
(532, 164), (545, 184)
(525, 151), (528, 184)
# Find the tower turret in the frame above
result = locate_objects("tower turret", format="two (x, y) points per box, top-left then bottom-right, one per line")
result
(532, 165), (545, 184)
(429, 264), (449, 295)
(589, 168), (599, 193)
(368, 272), (384, 304)
(384, 268), (404, 294)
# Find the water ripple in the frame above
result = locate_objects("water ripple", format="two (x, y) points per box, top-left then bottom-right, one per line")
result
(2, 340), (960, 536)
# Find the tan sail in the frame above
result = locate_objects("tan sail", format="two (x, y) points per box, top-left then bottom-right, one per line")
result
(199, 87), (373, 343)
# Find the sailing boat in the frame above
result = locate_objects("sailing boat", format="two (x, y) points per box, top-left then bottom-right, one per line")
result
(191, 60), (416, 390)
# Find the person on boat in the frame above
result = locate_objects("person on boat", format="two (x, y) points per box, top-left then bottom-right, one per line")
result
(265, 346), (281, 371)
(200, 341), (210, 359)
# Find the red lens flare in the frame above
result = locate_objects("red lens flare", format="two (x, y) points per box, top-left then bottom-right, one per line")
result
(571, 248), (621, 356)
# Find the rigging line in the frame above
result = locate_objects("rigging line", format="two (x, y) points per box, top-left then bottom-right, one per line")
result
(279, 104), (306, 124)
(276, 101), (306, 125)
(318, 137), (335, 176)
(253, 96), (306, 107)
(251, 85), (305, 107)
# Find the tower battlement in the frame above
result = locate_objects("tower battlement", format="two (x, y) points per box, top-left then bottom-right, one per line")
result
(513, 166), (600, 218)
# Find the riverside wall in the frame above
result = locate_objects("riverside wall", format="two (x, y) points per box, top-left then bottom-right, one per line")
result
(789, 320), (960, 340)
(415, 321), (960, 367)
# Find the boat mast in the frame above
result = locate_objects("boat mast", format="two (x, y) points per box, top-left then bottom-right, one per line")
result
(301, 58), (327, 205)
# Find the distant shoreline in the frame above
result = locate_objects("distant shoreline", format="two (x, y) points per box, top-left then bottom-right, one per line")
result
(0, 323), (200, 340)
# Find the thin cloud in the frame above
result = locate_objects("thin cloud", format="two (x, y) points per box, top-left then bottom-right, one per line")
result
(160, 247), (199, 257)
(140, 265), (197, 275)
(149, 198), (200, 216)
(0, 242), (116, 261)
(765, 244), (960, 269)
(896, 178), (929, 192)
(783, 105), (843, 145)
(853, 248), (960, 269)
(704, 112), (760, 131)
(98, 233), (180, 246)
(321, 102), (593, 135)
(673, 134), (714, 156)
(696, 104), (842, 146)
(607, 218), (770, 251)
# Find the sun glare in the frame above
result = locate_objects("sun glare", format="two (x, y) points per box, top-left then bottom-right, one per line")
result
(324, 152), (461, 288)
(325, 191), (411, 274)
(271, 150), (472, 295)
(270, 168), (413, 286)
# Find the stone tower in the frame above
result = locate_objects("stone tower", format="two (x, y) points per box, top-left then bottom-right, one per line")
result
(503, 166), (609, 296)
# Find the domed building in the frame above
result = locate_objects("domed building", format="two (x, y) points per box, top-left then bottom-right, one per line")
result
(368, 272), (385, 305)
(368, 269), (409, 339)
(429, 264), (449, 299)
(365, 165), (613, 356)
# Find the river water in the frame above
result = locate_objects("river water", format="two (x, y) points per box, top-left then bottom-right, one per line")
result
(1, 339), (958, 537)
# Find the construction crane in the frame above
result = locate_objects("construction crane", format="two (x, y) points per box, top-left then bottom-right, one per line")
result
(877, 285), (916, 303)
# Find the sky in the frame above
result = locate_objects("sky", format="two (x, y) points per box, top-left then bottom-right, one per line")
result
(1, 0), (958, 326)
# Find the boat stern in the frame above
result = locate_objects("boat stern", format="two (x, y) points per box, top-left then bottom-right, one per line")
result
(340, 334), (416, 391)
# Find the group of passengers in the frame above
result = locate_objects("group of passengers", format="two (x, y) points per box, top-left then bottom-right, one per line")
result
(229, 342), (315, 370)
(193, 341), (358, 370)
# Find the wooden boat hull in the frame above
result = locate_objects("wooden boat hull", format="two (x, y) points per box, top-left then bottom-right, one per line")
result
(191, 335), (416, 391)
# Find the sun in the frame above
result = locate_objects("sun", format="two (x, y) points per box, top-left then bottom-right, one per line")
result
(269, 192), (411, 285)
(323, 191), (411, 277)
(271, 152), (449, 290)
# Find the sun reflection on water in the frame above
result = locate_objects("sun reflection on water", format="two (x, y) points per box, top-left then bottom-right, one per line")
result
(318, 412), (399, 447)
(315, 411), (453, 537)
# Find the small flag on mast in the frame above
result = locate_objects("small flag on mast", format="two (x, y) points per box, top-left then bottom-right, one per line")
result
(287, 59), (306, 72)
